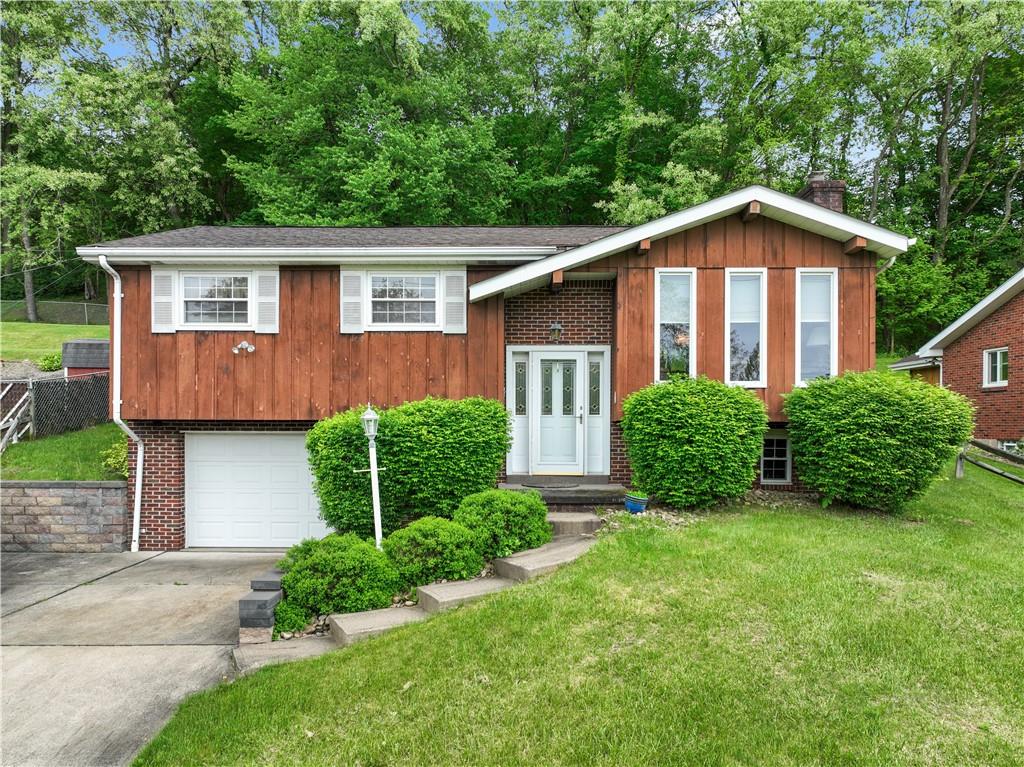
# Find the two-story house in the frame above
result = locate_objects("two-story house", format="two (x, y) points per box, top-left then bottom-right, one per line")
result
(78, 175), (913, 551)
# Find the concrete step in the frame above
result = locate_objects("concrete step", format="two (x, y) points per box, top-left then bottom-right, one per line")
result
(547, 511), (602, 536)
(233, 635), (335, 675)
(328, 606), (427, 647)
(500, 482), (625, 506)
(417, 577), (515, 613)
(492, 535), (598, 583)
(238, 589), (282, 628)
(250, 568), (284, 591)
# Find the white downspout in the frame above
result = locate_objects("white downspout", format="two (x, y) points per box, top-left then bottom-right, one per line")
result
(98, 255), (144, 552)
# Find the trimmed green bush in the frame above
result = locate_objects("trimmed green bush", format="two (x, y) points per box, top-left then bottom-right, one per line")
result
(621, 376), (768, 508)
(274, 600), (311, 636)
(278, 534), (401, 619)
(453, 489), (551, 560)
(36, 353), (62, 372)
(785, 370), (973, 511)
(307, 397), (510, 537)
(383, 516), (484, 588)
(100, 437), (128, 478)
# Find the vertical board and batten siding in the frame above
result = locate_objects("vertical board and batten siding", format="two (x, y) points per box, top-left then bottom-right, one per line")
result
(576, 214), (876, 420)
(112, 267), (505, 421)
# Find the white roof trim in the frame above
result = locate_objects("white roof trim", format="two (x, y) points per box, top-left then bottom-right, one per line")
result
(917, 267), (1024, 357)
(469, 185), (913, 302)
(888, 356), (940, 371)
(76, 245), (557, 265)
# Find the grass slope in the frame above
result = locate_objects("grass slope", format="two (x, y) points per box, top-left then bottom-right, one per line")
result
(0, 321), (108, 361)
(0, 423), (123, 481)
(136, 464), (1024, 767)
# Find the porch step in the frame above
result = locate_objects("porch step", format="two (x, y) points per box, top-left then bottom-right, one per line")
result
(492, 535), (597, 583)
(250, 568), (284, 591)
(500, 482), (625, 506)
(547, 511), (602, 536)
(417, 577), (515, 613)
(328, 606), (427, 647)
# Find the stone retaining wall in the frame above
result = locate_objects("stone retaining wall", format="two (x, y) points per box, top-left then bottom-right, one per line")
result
(1, 481), (128, 552)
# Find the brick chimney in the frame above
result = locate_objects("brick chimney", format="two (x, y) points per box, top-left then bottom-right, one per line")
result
(797, 170), (846, 213)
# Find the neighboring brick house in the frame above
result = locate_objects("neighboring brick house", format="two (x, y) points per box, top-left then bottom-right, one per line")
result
(77, 177), (913, 551)
(913, 268), (1024, 449)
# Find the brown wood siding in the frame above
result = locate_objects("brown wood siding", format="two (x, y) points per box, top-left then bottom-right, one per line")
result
(113, 267), (505, 421)
(580, 213), (877, 420)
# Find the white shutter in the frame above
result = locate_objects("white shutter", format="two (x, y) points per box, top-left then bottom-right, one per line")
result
(441, 269), (467, 334)
(340, 271), (364, 333)
(254, 269), (280, 334)
(151, 269), (176, 333)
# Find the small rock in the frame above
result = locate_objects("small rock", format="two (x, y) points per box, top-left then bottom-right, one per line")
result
(392, 596), (402, 604)
(280, 632), (293, 640)
(404, 600), (415, 606)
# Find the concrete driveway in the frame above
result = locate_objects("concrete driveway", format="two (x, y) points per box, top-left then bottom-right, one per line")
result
(1, 550), (281, 767)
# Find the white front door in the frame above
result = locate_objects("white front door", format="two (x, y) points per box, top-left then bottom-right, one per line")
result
(531, 351), (586, 474)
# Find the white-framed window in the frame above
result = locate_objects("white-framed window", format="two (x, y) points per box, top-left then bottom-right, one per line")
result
(654, 268), (697, 381)
(760, 431), (791, 485)
(983, 347), (1009, 388)
(795, 268), (838, 384)
(725, 268), (766, 387)
(339, 267), (466, 334)
(368, 273), (440, 329)
(180, 272), (252, 328)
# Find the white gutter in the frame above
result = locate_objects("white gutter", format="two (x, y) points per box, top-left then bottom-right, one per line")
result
(77, 245), (558, 261)
(97, 255), (144, 552)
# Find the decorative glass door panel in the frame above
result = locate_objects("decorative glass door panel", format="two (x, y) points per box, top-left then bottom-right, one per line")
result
(532, 352), (586, 474)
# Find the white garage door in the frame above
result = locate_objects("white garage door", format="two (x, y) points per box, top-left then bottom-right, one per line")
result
(185, 432), (328, 547)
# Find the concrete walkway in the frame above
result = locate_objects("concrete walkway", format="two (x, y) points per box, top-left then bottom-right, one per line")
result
(1, 550), (281, 767)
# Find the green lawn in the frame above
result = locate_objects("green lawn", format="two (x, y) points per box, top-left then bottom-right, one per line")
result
(876, 352), (904, 371)
(0, 321), (108, 361)
(0, 423), (123, 481)
(136, 463), (1024, 767)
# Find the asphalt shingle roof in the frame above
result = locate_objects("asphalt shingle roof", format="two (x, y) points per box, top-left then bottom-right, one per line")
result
(88, 225), (628, 250)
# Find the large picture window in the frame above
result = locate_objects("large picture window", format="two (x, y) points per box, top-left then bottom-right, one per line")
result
(369, 274), (439, 327)
(654, 268), (696, 381)
(182, 273), (250, 326)
(725, 269), (766, 387)
(796, 269), (838, 384)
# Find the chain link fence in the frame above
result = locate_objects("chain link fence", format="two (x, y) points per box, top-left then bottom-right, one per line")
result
(1, 372), (109, 449)
(0, 300), (109, 325)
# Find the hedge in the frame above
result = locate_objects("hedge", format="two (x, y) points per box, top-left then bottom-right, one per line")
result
(784, 370), (973, 510)
(621, 376), (768, 507)
(307, 397), (510, 537)
(383, 516), (484, 589)
(452, 489), (551, 560)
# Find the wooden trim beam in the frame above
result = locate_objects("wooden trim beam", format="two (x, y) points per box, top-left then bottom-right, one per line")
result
(637, 239), (651, 256)
(550, 269), (564, 293)
(844, 235), (868, 255)
(741, 201), (761, 223)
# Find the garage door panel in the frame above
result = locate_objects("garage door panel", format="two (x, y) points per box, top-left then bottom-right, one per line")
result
(185, 433), (325, 548)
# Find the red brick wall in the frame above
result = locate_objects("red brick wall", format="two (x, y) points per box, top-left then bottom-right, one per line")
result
(126, 420), (313, 550)
(504, 280), (614, 346)
(941, 290), (1023, 442)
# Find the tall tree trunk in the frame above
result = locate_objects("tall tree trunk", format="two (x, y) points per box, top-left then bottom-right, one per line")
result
(19, 202), (38, 323)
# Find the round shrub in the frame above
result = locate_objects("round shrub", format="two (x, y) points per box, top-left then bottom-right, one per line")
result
(453, 489), (551, 560)
(784, 370), (973, 511)
(36, 353), (62, 372)
(101, 437), (128, 479)
(383, 516), (484, 588)
(279, 533), (401, 616)
(621, 376), (768, 508)
(307, 397), (511, 537)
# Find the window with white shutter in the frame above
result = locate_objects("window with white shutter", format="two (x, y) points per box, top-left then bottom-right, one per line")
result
(442, 270), (467, 334)
(254, 269), (280, 334)
(340, 271), (364, 333)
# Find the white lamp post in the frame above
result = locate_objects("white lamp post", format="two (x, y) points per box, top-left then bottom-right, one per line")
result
(361, 405), (383, 549)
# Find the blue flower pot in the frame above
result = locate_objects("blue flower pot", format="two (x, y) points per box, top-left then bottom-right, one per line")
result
(624, 495), (648, 514)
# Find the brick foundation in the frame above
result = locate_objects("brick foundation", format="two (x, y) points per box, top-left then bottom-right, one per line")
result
(941, 290), (1023, 443)
(126, 420), (314, 550)
(1, 481), (128, 552)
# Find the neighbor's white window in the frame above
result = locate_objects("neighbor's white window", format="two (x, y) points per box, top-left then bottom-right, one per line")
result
(182, 273), (251, 326)
(760, 432), (791, 484)
(725, 268), (766, 387)
(983, 347), (1009, 388)
(796, 269), (838, 384)
(368, 273), (439, 328)
(654, 268), (697, 381)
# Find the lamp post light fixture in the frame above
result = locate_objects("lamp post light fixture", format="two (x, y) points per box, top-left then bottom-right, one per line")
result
(361, 405), (384, 549)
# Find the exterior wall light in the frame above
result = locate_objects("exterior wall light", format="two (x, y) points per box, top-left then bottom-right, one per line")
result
(549, 322), (563, 342)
